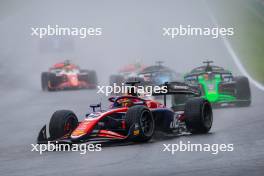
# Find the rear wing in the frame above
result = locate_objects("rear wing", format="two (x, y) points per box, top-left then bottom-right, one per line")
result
(153, 81), (201, 107)
(165, 82), (200, 95)
(153, 81), (200, 96)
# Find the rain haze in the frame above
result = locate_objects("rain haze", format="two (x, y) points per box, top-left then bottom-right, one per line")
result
(0, 0), (264, 176)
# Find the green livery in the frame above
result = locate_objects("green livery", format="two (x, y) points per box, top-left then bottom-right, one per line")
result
(198, 74), (235, 103)
(183, 61), (251, 107)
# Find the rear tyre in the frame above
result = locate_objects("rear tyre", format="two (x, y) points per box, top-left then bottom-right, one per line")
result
(49, 110), (79, 140)
(80, 70), (98, 89)
(234, 76), (251, 107)
(41, 72), (49, 91)
(87, 70), (97, 86)
(171, 94), (190, 111)
(184, 98), (213, 134)
(125, 105), (155, 142)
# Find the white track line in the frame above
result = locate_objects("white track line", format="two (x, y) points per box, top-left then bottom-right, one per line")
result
(204, 0), (264, 91)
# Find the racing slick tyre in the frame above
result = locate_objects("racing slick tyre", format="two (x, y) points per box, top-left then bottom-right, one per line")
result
(125, 105), (155, 142)
(171, 94), (190, 111)
(87, 70), (98, 86)
(80, 70), (98, 89)
(234, 76), (251, 107)
(41, 72), (49, 91)
(46, 73), (58, 91)
(184, 98), (213, 134)
(49, 110), (79, 140)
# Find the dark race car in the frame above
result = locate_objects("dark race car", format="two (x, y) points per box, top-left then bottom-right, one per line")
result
(183, 60), (251, 107)
(41, 60), (97, 91)
(109, 62), (146, 88)
(136, 61), (181, 86)
(109, 61), (181, 95)
(37, 81), (213, 144)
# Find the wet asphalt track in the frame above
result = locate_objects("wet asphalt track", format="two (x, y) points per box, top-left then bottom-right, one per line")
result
(1, 82), (264, 176)
(1, 0), (264, 176)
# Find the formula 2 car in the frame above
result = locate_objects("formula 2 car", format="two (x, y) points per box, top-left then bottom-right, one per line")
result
(184, 60), (251, 107)
(109, 61), (181, 96)
(37, 81), (213, 144)
(41, 60), (97, 91)
(136, 61), (181, 86)
(109, 62), (146, 87)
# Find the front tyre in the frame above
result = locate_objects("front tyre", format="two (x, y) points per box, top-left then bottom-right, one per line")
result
(41, 72), (49, 91)
(184, 98), (213, 134)
(125, 105), (155, 142)
(49, 110), (79, 140)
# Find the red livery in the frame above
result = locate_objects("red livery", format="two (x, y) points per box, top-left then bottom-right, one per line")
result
(41, 60), (97, 91)
(37, 81), (213, 144)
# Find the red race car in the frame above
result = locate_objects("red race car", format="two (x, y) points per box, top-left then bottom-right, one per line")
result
(37, 81), (213, 144)
(41, 60), (97, 91)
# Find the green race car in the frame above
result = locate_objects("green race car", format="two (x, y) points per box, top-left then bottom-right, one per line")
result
(182, 61), (251, 107)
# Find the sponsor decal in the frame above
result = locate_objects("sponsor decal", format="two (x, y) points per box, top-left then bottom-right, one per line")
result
(133, 130), (140, 136)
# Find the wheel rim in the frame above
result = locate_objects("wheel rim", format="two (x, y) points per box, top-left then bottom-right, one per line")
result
(64, 116), (77, 134)
(140, 110), (154, 137)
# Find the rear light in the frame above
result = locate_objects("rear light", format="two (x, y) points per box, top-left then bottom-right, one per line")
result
(121, 121), (126, 129)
